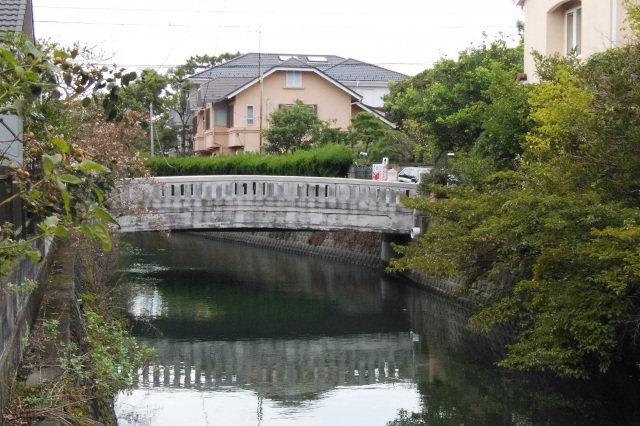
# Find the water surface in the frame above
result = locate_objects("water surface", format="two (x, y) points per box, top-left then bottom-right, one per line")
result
(114, 232), (640, 425)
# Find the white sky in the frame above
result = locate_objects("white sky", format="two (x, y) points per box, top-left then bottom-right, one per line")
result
(32, 0), (524, 77)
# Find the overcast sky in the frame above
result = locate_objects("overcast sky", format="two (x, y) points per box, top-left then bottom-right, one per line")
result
(33, 0), (524, 76)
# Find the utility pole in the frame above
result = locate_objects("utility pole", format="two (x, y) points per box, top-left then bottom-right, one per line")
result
(259, 28), (263, 154)
(149, 102), (155, 157)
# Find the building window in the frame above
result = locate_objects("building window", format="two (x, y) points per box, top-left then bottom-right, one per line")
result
(247, 105), (254, 125)
(286, 71), (302, 87)
(566, 6), (582, 55)
(205, 108), (211, 130)
(215, 108), (228, 127)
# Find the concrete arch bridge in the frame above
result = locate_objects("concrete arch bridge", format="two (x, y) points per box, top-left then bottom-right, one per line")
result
(113, 176), (421, 261)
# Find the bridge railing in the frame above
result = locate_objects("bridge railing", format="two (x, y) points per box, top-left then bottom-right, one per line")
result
(114, 176), (418, 233)
(118, 175), (416, 207)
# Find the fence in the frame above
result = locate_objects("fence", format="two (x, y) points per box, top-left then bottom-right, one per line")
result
(355, 166), (372, 180)
(0, 167), (39, 240)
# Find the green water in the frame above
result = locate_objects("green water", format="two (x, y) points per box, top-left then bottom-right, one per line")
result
(114, 232), (640, 426)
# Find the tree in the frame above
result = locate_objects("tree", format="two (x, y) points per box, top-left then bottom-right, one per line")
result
(0, 33), (137, 276)
(117, 69), (173, 152)
(165, 52), (242, 155)
(168, 52), (241, 81)
(389, 12), (640, 378)
(70, 104), (149, 180)
(263, 100), (323, 154)
(119, 68), (168, 114)
(384, 36), (527, 166)
(367, 131), (415, 163)
(118, 53), (243, 156)
(347, 112), (388, 153)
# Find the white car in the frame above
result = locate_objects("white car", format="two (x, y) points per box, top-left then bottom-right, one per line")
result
(397, 167), (432, 184)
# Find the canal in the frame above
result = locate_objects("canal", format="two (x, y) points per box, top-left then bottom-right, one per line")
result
(113, 232), (640, 425)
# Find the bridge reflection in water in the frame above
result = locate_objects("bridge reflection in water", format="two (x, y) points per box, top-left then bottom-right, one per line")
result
(133, 333), (422, 400)
(115, 231), (428, 412)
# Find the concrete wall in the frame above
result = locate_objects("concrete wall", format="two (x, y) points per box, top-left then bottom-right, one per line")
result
(191, 230), (383, 268)
(0, 237), (53, 416)
(522, 0), (634, 82)
(191, 229), (513, 309)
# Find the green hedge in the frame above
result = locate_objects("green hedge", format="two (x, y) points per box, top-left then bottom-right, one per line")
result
(146, 144), (354, 177)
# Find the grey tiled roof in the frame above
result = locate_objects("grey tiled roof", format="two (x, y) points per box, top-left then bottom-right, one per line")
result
(191, 52), (407, 105)
(190, 53), (405, 83)
(200, 76), (255, 103)
(324, 58), (406, 82)
(0, 0), (33, 39)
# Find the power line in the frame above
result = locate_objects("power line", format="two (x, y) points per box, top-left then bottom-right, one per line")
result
(35, 20), (252, 28)
(34, 4), (521, 19)
(94, 62), (437, 71)
(35, 19), (517, 30)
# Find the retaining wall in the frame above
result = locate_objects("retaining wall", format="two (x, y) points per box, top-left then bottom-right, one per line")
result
(187, 230), (476, 300)
(0, 237), (54, 416)
(189, 230), (384, 269)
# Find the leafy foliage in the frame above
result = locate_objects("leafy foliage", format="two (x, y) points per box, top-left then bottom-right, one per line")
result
(263, 100), (324, 154)
(389, 13), (640, 378)
(117, 53), (242, 155)
(119, 68), (168, 115)
(146, 144), (354, 177)
(348, 112), (389, 153)
(384, 36), (527, 166)
(80, 306), (155, 397)
(168, 52), (241, 81)
(367, 130), (415, 163)
(0, 33), (144, 284)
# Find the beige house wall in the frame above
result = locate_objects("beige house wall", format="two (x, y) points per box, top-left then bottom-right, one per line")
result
(259, 70), (353, 130)
(522, 0), (634, 82)
(193, 70), (355, 155)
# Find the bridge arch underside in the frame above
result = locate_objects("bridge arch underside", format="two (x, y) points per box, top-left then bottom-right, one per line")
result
(115, 176), (419, 235)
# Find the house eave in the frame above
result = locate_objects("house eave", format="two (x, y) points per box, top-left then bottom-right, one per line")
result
(225, 67), (363, 102)
(353, 102), (396, 129)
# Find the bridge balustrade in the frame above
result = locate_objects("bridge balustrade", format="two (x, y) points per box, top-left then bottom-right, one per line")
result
(131, 333), (423, 394)
(114, 176), (419, 234)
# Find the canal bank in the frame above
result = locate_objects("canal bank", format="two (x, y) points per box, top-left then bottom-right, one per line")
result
(3, 242), (118, 425)
(187, 230), (469, 300)
(0, 237), (53, 421)
(3, 235), (156, 426)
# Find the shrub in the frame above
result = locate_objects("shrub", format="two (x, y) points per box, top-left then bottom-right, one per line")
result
(146, 144), (354, 177)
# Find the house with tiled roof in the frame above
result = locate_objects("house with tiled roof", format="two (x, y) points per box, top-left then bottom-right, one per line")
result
(0, 0), (34, 41)
(186, 53), (406, 155)
(515, 0), (633, 83)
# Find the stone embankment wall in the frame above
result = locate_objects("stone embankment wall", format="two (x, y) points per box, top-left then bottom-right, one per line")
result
(189, 230), (471, 298)
(190, 230), (384, 269)
(0, 237), (53, 417)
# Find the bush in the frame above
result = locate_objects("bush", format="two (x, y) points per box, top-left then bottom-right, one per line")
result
(146, 144), (354, 177)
